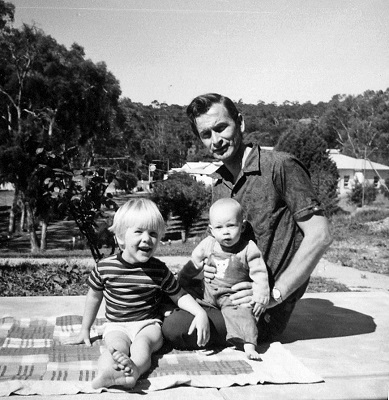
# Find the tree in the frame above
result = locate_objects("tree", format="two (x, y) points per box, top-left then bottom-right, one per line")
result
(151, 172), (211, 242)
(319, 90), (389, 163)
(0, 0), (14, 30)
(348, 182), (377, 207)
(275, 122), (339, 215)
(31, 147), (118, 260)
(0, 18), (120, 251)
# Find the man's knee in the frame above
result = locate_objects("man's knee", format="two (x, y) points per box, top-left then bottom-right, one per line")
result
(162, 311), (197, 350)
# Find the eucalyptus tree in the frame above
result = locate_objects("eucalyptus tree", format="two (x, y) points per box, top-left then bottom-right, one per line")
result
(0, 9), (120, 251)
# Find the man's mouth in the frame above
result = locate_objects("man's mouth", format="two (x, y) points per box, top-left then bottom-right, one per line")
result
(212, 145), (228, 155)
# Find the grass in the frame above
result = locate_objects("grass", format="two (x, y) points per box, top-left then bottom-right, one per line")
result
(325, 208), (389, 275)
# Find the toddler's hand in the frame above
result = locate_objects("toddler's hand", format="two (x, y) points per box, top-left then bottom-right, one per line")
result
(188, 311), (210, 347)
(63, 329), (91, 347)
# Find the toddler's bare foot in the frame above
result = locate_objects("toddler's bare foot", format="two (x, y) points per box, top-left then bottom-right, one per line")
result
(91, 348), (140, 389)
(244, 343), (262, 361)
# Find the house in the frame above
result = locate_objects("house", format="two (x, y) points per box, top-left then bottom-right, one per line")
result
(169, 161), (222, 186)
(171, 149), (389, 195)
(329, 149), (389, 195)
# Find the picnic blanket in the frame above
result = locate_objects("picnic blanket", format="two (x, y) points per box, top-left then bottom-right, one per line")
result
(0, 315), (323, 396)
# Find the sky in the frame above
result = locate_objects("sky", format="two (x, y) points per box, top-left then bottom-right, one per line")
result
(9, 0), (389, 106)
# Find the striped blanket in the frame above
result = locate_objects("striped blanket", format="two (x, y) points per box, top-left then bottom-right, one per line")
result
(0, 315), (322, 396)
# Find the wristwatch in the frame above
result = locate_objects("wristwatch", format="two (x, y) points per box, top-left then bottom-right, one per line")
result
(272, 287), (283, 304)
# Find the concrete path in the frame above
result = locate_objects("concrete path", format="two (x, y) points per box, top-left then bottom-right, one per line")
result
(1, 292), (388, 400)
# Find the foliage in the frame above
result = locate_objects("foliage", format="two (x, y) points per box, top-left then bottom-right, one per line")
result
(0, 18), (120, 250)
(275, 122), (339, 215)
(347, 182), (377, 207)
(381, 178), (389, 199)
(0, 262), (89, 296)
(29, 147), (117, 261)
(151, 172), (211, 241)
(318, 90), (389, 164)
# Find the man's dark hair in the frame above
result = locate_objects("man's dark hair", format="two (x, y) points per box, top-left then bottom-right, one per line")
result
(186, 93), (240, 137)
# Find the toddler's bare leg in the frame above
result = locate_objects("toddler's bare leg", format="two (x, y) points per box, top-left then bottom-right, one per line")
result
(92, 331), (134, 389)
(243, 343), (262, 361)
(92, 324), (163, 389)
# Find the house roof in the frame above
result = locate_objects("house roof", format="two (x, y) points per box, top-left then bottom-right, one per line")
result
(171, 161), (222, 175)
(329, 150), (389, 171)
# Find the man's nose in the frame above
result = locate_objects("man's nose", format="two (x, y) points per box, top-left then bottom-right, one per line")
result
(211, 130), (222, 146)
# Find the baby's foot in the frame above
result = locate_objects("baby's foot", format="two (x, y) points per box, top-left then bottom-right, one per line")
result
(91, 348), (140, 389)
(244, 343), (262, 361)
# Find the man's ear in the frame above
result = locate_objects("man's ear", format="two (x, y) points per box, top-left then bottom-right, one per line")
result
(242, 220), (247, 232)
(238, 113), (245, 133)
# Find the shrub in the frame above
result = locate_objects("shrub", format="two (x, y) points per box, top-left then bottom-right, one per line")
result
(348, 182), (377, 207)
(0, 262), (90, 296)
(151, 173), (211, 242)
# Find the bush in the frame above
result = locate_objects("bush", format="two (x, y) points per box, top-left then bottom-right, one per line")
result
(348, 182), (377, 207)
(151, 173), (211, 241)
(0, 262), (90, 296)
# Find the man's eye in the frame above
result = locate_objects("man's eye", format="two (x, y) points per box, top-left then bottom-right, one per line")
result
(200, 130), (211, 139)
(215, 125), (226, 133)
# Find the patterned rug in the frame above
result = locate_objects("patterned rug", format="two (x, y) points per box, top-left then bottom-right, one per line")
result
(0, 315), (323, 396)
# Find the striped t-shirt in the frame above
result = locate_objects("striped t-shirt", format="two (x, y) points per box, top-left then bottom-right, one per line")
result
(87, 253), (182, 322)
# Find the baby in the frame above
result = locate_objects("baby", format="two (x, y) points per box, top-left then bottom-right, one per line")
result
(180, 198), (269, 359)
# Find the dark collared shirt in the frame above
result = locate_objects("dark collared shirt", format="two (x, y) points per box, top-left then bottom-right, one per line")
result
(211, 145), (323, 288)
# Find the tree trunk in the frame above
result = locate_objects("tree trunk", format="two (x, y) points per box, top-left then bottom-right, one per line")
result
(40, 219), (48, 251)
(20, 201), (26, 232)
(26, 202), (39, 253)
(181, 229), (187, 243)
(8, 189), (18, 235)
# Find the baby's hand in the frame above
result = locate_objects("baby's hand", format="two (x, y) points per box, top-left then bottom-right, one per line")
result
(63, 329), (92, 347)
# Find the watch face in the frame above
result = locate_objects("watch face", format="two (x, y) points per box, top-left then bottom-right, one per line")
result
(272, 288), (281, 301)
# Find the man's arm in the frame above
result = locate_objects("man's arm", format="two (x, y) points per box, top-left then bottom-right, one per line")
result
(267, 213), (333, 306)
(230, 213), (333, 307)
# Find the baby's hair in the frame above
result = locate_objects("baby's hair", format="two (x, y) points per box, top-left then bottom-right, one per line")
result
(209, 198), (244, 222)
(109, 198), (166, 245)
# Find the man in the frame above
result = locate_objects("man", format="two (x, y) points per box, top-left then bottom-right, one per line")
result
(162, 93), (333, 348)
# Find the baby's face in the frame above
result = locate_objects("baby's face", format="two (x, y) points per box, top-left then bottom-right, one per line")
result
(209, 208), (242, 248)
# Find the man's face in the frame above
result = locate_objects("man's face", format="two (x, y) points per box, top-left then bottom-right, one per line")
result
(194, 103), (244, 163)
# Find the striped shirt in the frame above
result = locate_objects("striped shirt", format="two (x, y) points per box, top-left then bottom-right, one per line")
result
(87, 253), (182, 322)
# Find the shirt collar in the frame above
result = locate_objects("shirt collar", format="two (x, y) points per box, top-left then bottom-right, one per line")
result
(210, 144), (261, 181)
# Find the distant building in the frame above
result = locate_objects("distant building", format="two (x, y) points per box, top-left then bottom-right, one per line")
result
(328, 149), (389, 195)
(0, 182), (14, 191)
(169, 161), (222, 186)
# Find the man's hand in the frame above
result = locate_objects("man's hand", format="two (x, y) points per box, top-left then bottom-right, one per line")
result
(62, 329), (92, 347)
(230, 281), (254, 307)
(203, 258), (216, 283)
(188, 311), (210, 347)
(231, 281), (280, 309)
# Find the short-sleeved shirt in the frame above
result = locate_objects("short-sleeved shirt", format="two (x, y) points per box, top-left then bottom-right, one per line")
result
(211, 145), (323, 288)
(88, 253), (182, 322)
